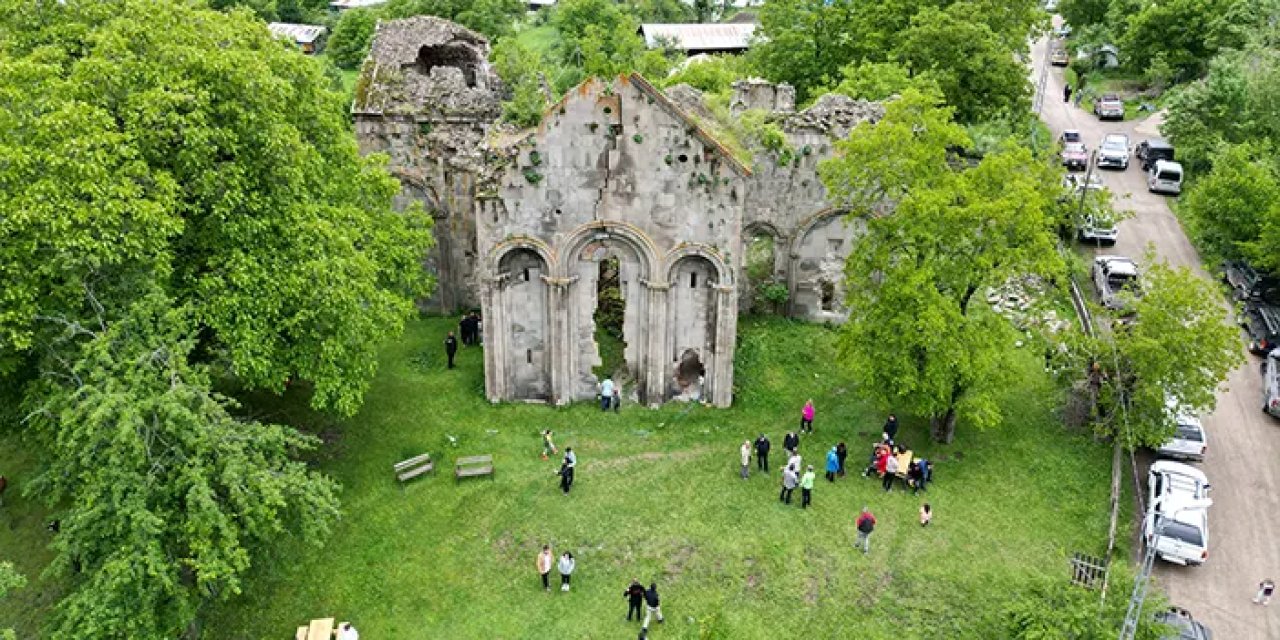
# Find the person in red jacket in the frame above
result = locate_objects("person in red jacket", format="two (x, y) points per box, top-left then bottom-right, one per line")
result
(855, 508), (877, 554)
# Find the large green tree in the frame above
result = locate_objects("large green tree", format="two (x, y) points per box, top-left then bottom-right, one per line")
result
(1120, 0), (1227, 78)
(1072, 258), (1242, 449)
(327, 6), (381, 70)
(0, 0), (434, 416)
(26, 293), (340, 640)
(751, 0), (873, 101)
(895, 4), (1033, 122)
(0, 562), (23, 640)
(1180, 143), (1280, 264)
(819, 90), (1065, 442)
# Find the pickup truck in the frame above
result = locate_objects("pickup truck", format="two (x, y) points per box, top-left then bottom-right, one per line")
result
(1093, 255), (1141, 310)
(1094, 93), (1125, 120)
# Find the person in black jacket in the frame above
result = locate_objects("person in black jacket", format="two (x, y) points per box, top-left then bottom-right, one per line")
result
(783, 431), (800, 456)
(643, 583), (665, 629)
(556, 458), (574, 494)
(444, 331), (458, 369)
(883, 414), (899, 442)
(835, 442), (848, 478)
(753, 434), (771, 472)
(624, 578), (645, 621)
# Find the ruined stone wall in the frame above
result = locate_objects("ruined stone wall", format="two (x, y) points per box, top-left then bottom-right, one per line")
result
(478, 76), (744, 407)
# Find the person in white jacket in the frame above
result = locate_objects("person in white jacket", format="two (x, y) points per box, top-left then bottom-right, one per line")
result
(739, 440), (751, 479)
(558, 551), (576, 592)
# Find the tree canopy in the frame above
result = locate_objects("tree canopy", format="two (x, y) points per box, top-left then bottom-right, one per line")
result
(0, 0), (434, 416)
(820, 90), (1065, 442)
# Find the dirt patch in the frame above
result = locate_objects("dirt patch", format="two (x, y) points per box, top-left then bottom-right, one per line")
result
(585, 445), (716, 472)
(492, 531), (516, 556)
(804, 575), (820, 605)
(857, 570), (895, 607)
(663, 543), (698, 578)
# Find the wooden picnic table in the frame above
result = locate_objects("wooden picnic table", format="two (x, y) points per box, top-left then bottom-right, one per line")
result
(306, 617), (334, 640)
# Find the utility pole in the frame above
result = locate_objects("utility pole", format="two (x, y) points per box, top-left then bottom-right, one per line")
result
(1075, 149), (1100, 248)
(1119, 499), (1212, 640)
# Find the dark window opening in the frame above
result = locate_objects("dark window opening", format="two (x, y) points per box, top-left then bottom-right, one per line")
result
(820, 281), (835, 312)
(527, 349), (533, 364)
(690, 272), (698, 288)
(414, 44), (478, 88)
(522, 268), (530, 282)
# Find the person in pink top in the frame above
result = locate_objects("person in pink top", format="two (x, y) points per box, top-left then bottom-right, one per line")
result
(800, 399), (815, 434)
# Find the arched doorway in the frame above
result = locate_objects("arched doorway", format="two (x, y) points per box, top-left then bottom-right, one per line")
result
(497, 248), (550, 400)
(668, 255), (719, 401)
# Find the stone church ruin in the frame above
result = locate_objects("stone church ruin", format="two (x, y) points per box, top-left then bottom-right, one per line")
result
(353, 17), (884, 408)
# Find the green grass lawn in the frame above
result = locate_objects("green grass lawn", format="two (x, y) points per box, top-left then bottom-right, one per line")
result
(0, 316), (1127, 638)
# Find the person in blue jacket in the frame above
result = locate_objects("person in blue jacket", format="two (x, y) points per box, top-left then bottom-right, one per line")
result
(825, 446), (840, 482)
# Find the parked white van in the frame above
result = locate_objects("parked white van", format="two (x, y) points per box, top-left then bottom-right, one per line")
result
(1148, 160), (1183, 195)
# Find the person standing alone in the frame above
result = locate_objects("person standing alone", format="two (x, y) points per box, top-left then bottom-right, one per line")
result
(599, 376), (615, 412)
(855, 508), (877, 553)
(624, 578), (645, 621)
(800, 465), (815, 508)
(536, 545), (554, 591)
(800, 399), (815, 433)
(754, 434), (771, 472)
(739, 440), (751, 479)
(444, 331), (458, 369)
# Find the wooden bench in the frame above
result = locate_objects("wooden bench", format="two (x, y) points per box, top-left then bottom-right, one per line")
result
(455, 454), (494, 481)
(393, 453), (434, 483)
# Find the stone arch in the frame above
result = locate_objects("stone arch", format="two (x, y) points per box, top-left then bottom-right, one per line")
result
(557, 221), (661, 281)
(741, 221), (784, 314)
(667, 254), (720, 401)
(788, 208), (863, 320)
(488, 236), (557, 277)
(558, 222), (661, 403)
(495, 248), (551, 401)
(664, 244), (732, 287)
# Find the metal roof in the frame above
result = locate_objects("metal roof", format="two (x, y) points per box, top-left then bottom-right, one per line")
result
(329, 0), (388, 9)
(639, 23), (756, 52)
(267, 22), (328, 45)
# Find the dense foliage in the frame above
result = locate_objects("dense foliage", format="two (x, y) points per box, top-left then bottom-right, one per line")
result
(0, 1), (431, 636)
(751, 0), (1041, 117)
(819, 90), (1065, 442)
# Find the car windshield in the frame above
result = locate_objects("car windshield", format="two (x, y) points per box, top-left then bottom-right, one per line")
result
(1101, 94), (1120, 102)
(1159, 520), (1204, 546)
(1157, 169), (1182, 181)
(1103, 138), (1127, 152)
(1108, 274), (1137, 292)
(1064, 143), (1086, 153)
(1062, 131), (1081, 143)
(1174, 424), (1204, 442)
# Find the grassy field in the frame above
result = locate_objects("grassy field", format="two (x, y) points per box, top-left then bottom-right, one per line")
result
(0, 316), (1128, 638)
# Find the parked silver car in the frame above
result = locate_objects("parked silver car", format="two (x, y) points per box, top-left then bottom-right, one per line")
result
(1092, 255), (1140, 310)
(1264, 349), (1280, 418)
(1155, 406), (1207, 462)
(1097, 133), (1130, 169)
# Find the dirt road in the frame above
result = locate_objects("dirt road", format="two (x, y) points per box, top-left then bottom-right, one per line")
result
(1033, 35), (1280, 639)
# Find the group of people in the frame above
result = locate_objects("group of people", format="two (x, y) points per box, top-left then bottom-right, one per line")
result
(536, 545), (576, 592)
(442, 312), (483, 370)
(536, 547), (666, 631)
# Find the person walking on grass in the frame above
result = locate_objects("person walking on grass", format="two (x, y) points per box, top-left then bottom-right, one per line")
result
(754, 433), (771, 472)
(1255, 579), (1276, 605)
(783, 431), (800, 457)
(800, 465), (815, 508)
(556, 457), (574, 494)
(825, 446), (839, 482)
(444, 331), (458, 369)
(740, 440), (752, 479)
(625, 578), (646, 621)
(612, 386), (621, 412)
(541, 429), (558, 461)
(642, 582), (665, 628)
(558, 551), (575, 592)
(800, 399), (815, 433)
(780, 465), (797, 505)
(920, 503), (932, 527)
(599, 376), (615, 412)
(537, 545), (554, 591)
(882, 452), (900, 492)
(855, 508), (877, 553)
(835, 442), (848, 478)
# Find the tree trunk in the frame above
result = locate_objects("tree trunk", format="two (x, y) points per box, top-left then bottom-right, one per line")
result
(930, 407), (957, 444)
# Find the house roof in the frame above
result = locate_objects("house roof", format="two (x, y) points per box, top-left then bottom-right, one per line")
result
(267, 22), (327, 45)
(639, 23), (756, 52)
(329, 0), (388, 9)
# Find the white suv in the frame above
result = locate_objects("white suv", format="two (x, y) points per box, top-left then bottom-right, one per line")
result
(1144, 461), (1211, 566)
(1092, 256), (1141, 310)
(1097, 133), (1130, 170)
